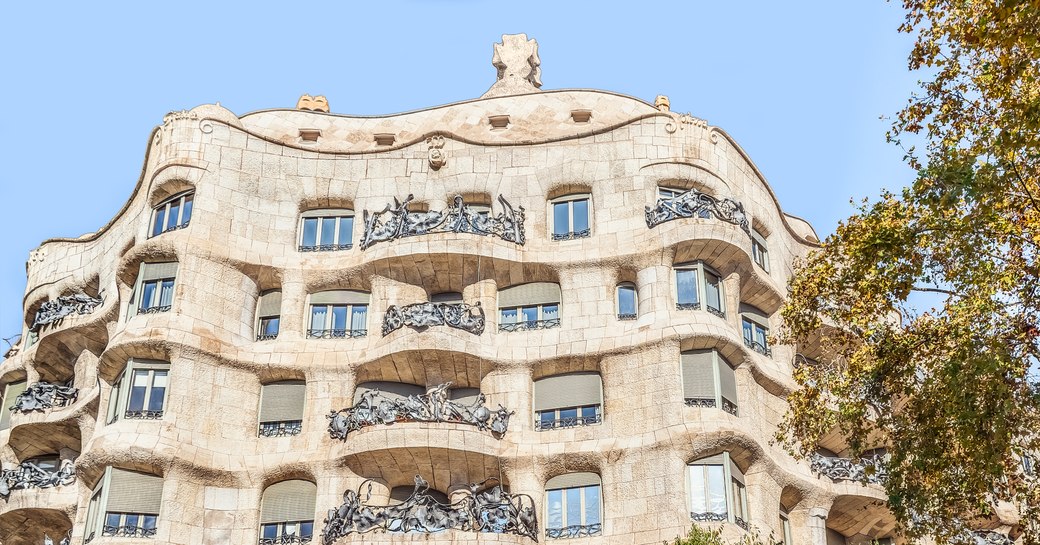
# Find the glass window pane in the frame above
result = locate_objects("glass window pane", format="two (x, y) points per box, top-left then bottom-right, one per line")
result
(566, 487), (581, 526)
(320, 217), (337, 246)
(559, 407), (578, 422)
(704, 272), (722, 311)
(128, 370), (149, 411)
(581, 405), (600, 420)
(140, 281), (156, 310)
(180, 194), (193, 225)
(143, 515), (157, 530)
(541, 304), (559, 321)
(159, 279), (175, 307)
(168, 201), (180, 229)
(339, 217), (354, 245)
(124, 514), (140, 528)
(706, 465), (727, 514)
(263, 317), (280, 336)
(676, 269), (699, 305)
(351, 305), (367, 332)
(584, 485), (601, 525)
(547, 489), (563, 529)
(302, 218), (318, 247)
(105, 512), (121, 528)
(689, 466), (707, 512)
(148, 371), (168, 412)
(300, 521), (313, 539)
(756, 325), (768, 347)
(539, 411), (555, 427)
(310, 306), (327, 331)
(553, 202), (570, 235)
(521, 306), (538, 324)
(572, 199), (589, 233)
(500, 308), (517, 324)
(151, 207), (166, 237)
(261, 524), (278, 539)
(331, 305), (348, 331)
(618, 285), (637, 315)
(742, 319), (754, 344)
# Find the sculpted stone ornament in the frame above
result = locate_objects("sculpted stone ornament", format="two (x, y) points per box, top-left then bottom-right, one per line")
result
(297, 94), (330, 112)
(321, 475), (537, 543)
(427, 135), (447, 170)
(809, 452), (888, 485)
(31, 291), (105, 332)
(0, 459), (76, 498)
(382, 301), (484, 336)
(12, 382), (78, 412)
(645, 188), (750, 235)
(327, 382), (512, 439)
(482, 34), (542, 98)
(360, 194), (525, 249)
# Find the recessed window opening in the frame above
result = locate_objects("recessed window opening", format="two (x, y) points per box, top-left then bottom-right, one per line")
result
(299, 209), (354, 252)
(616, 283), (637, 320)
(149, 191), (194, 238)
(674, 262), (725, 317)
(307, 291), (369, 339)
(551, 194), (591, 241)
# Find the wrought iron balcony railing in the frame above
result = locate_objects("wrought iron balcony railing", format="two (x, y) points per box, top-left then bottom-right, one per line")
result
(259, 420), (303, 437)
(0, 460), (76, 498)
(552, 229), (591, 241)
(382, 301), (485, 336)
(706, 306), (726, 319)
(535, 413), (601, 431)
(306, 328), (367, 339)
(734, 516), (750, 531)
(645, 188), (750, 234)
(545, 524), (602, 539)
(299, 243), (352, 252)
(617, 313), (637, 321)
(140, 305), (171, 314)
(809, 453), (887, 484)
(675, 303), (726, 318)
(259, 534), (312, 544)
(31, 292), (105, 332)
(12, 381), (78, 412)
(499, 318), (561, 332)
(256, 332), (279, 341)
(685, 398), (716, 409)
(721, 399), (738, 416)
(157, 221), (190, 235)
(690, 512), (727, 522)
(125, 410), (164, 420)
(102, 525), (157, 538)
(743, 338), (772, 357)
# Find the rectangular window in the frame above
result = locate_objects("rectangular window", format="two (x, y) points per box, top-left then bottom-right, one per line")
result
(308, 304), (367, 338)
(780, 510), (793, 545)
(260, 521), (313, 544)
(87, 467), (163, 541)
(533, 372), (603, 430)
(752, 229), (769, 272)
(675, 263), (725, 316)
(258, 381), (305, 437)
(551, 195), (591, 240)
(499, 304), (560, 332)
(258, 317), (280, 341)
(129, 262), (178, 318)
(546, 484), (602, 538)
(688, 464), (727, 516)
(742, 317), (771, 356)
(703, 271), (723, 315)
(110, 360), (170, 422)
(0, 381), (27, 430)
(617, 284), (638, 319)
(299, 210), (354, 251)
(149, 192), (194, 238)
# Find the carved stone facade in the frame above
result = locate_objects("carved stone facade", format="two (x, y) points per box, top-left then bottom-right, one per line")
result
(1, 33), (1018, 545)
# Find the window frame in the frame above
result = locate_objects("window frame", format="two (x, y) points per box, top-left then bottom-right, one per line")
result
(780, 507), (793, 545)
(127, 262), (179, 319)
(298, 209), (355, 252)
(681, 349), (739, 415)
(256, 289), (282, 342)
(0, 380), (27, 430)
(260, 520), (314, 544)
(307, 303), (368, 338)
(108, 359), (171, 423)
(149, 190), (194, 238)
(258, 380), (306, 438)
(687, 452), (748, 528)
(84, 467), (162, 543)
(498, 303), (561, 332)
(549, 193), (592, 241)
(741, 310), (771, 357)
(751, 229), (770, 272)
(674, 261), (726, 317)
(545, 481), (603, 538)
(616, 282), (638, 320)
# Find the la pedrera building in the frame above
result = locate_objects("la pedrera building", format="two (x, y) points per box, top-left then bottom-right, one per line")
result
(4, 33), (988, 545)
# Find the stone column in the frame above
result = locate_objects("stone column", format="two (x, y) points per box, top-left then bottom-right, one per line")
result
(805, 507), (829, 545)
(724, 271), (742, 329)
(279, 269), (306, 340)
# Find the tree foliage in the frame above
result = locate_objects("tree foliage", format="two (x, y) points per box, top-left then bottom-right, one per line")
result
(778, 1), (1040, 543)
(669, 525), (779, 545)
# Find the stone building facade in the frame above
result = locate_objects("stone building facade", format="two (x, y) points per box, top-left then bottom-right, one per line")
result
(0, 34), (907, 545)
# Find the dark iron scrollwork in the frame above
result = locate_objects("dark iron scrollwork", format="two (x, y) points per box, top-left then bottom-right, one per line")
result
(140, 305), (171, 314)
(676, 303), (699, 311)
(0, 459), (76, 498)
(328, 382), (512, 439)
(684, 398), (717, 409)
(970, 530), (1014, 545)
(125, 410), (164, 420)
(551, 229), (591, 241)
(102, 525), (157, 538)
(809, 453), (887, 484)
(499, 318), (561, 332)
(12, 382), (78, 412)
(256, 333), (279, 341)
(360, 194), (525, 250)
(690, 511), (727, 522)
(259, 420), (303, 437)
(534, 413), (601, 431)
(646, 189), (750, 234)
(734, 516), (750, 531)
(706, 306), (726, 319)
(617, 313), (637, 321)
(721, 399), (738, 416)
(382, 301), (485, 336)
(306, 329), (367, 339)
(31, 292), (105, 331)
(299, 243), (352, 252)
(259, 534), (311, 545)
(545, 524), (601, 539)
(321, 476), (537, 543)
(744, 338), (772, 357)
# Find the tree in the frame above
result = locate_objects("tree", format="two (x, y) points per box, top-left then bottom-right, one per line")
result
(778, 1), (1040, 543)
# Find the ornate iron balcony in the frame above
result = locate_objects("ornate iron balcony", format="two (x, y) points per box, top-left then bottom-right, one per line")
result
(499, 318), (561, 332)
(306, 328), (367, 339)
(298, 243), (352, 252)
(259, 534), (312, 545)
(744, 338), (772, 357)
(809, 453), (887, 484)
(972, 530), (1013, 545)
(684, 398), (716, 409)
(157, 221), (190, 235)
(676, 302), (700, 311)
(31, 292), (105, 332)
(12, 381), (78, 412)
(552, 228), (591, 241)
(259, 420), (303, 437)
(645, 188), (750, 234)
(256, 333), (279, 341)
(690, 512), (727, 522)
(360, 194), (525, 249)
(545, 524), (602, 539)
(617, 313), (637, 320)
(140, 305), (171, 314)
(535, 413), (601, 431)
(125, 410), (164, 419)
(382, 301), (485, 336)
(102, 525), (157, 538)
(0, 460), (76, 498)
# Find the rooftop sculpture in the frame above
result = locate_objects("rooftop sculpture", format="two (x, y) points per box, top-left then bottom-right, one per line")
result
(482, 33), (542, 98)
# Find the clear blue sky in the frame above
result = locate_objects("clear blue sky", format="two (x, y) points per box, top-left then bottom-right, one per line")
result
(0, 1), (920, 343)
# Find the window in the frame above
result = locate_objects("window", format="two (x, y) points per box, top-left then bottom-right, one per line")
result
(551, 194), (591, 240)
(127, 262), (178, 318)
(498, 282), (562, 332)
(299, 209), (354, 252)
(740, 304), (771, 357)
(688, 453), (748, 530)
(616, 283), (637, 320)
(307, 290), (369, 339)
(545, 473), (602, 539)
(256, 290), (282, 341)
(681, 349), (739, 415)
(259, 381), (305, 437)
(779, 506), (793, 545)
(751, 229), (769, 272)
(674, 262), (725, 317)
(107, 359), (170, 422)
(260, 480), (316, 545)
(534, 372), (602, 430)
(0, 380), (27, 430)
(84, 467), (163, 542)
(149, 191), (193, 237)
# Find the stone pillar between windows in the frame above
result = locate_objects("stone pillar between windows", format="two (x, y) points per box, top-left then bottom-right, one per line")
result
(744, 468), (783, 539)
(279, 269), (306, 340)
(804, 506), (829, 545)
(638, 265), (671, 322)
(723, 271), (741, 329)
(464, 278), (497, 329)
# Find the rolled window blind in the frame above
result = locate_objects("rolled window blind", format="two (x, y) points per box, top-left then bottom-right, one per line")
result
(430, 292), (463, 303)
(533, 372), (601, 412)
(261, 480), (317, 523)
(739, 304), (770, 328)
(0, 381), (27, 429)
(301, 208), (353, 219)
(259, 381), (306, 423)
(258, 290), (282, 317)
(353, 382), (425, 404)
(107, 468), (164, 514)
(498, 282), (561, 308)
(310, 290), (370, 305)
(681, 350), (716, 400)
(545, 472), (601, 490)
(141, 262), (179, 282)
(718, 357), (738, 406)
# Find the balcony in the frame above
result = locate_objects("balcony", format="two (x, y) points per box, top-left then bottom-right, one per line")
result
(683, 398), (738, 416)
(125, 410), (164, 420)
(535, 413), (601, 431)
(645, 188), (750, 234)
(809, 453), (887, 484)
(382, 301), (485, 336)
(298, 242), (352, 252)
(30, 292), (105, 333)
(551, 228), (591, 241)
(139, 305), (171, 315)
(12, 382), (78, 412)
(0, 460), (76, 498)
(743, 338), (771, 357)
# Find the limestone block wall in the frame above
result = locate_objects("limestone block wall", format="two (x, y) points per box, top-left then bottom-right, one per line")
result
(0, 91), (896, 545)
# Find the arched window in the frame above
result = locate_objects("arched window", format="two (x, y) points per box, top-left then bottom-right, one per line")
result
(687, 453), (748, 530)
(681, 349), (739, 415)
(260, 480), (316, 544)
(258, 381), (305, 437)
(545, 473), (602, 539)
(534, 372), (602, 430)
(127, 262), (178, 318)
(616, 283), (637, 320)
(307, 290), (369, 338)
(150, 191), (193, 238)
(550, 194), (591, 240)
(256, 290), (282, 341)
